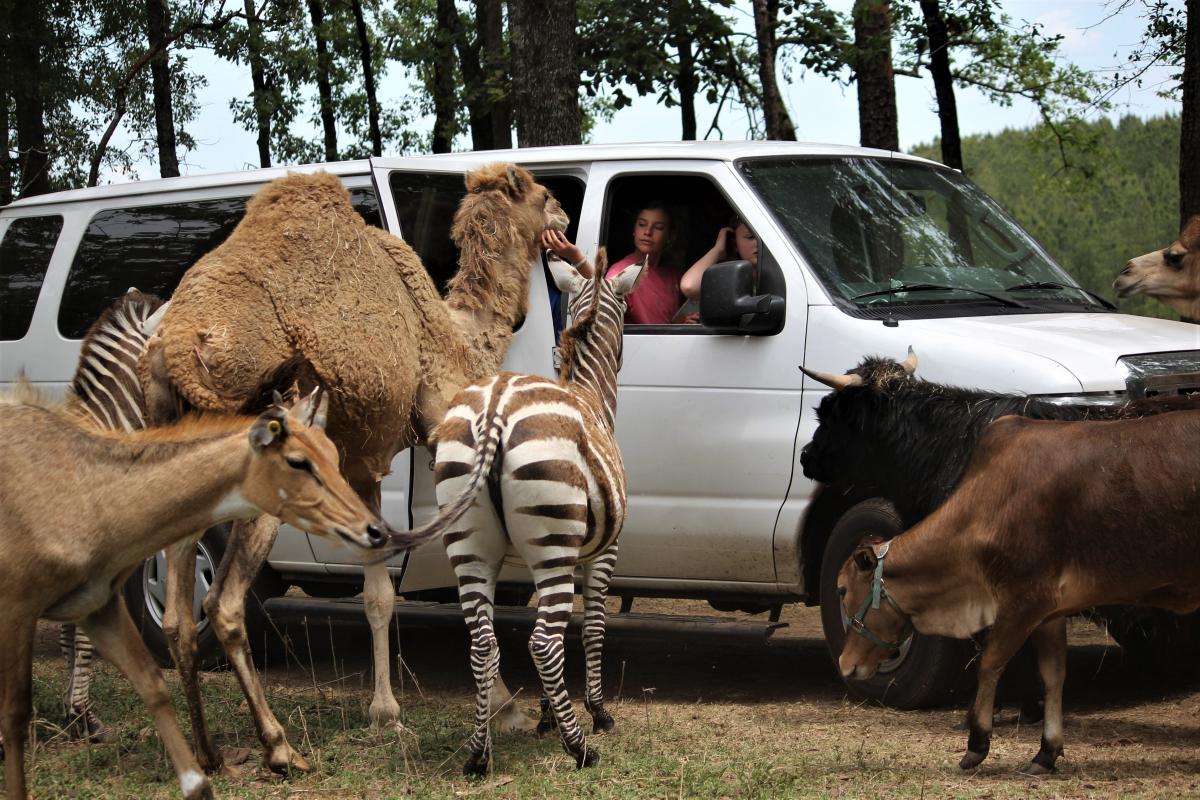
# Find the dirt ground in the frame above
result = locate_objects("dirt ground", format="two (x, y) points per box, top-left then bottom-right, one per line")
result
(25, 599), (1200, 798)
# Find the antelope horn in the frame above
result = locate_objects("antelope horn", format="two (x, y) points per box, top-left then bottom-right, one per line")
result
(900, 346), (918, 375)
(799, 365), (864, 391)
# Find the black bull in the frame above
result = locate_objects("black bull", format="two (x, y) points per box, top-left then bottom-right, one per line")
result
(800, 351), (1200, 664)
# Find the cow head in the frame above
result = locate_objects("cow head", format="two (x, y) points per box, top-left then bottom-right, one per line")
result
(799, 349), (919, 486)
(837, 540), (910, 679)
(1113, 215), (1200, 322)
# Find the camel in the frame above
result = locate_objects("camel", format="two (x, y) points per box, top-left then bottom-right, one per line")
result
(139, 164), (568, 774)
(0, 384), (387, 800)
(1114, 214), (1200, 323)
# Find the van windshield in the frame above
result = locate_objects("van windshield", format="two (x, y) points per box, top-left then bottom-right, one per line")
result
(737, 157), (1109, 315)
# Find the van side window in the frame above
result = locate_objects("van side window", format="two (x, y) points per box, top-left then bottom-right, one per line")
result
(349, 187), (383, 229)
(388, 170), (465, 294)
(58, 198), (248, 339)
(0, 215), (63, 341)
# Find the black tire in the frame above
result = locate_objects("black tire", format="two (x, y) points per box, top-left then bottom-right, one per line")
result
(819, 498), (975, 709)
(124, 525), (286, 669)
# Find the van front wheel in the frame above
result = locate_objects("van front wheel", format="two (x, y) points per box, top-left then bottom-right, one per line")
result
(818, 498), (974, 709)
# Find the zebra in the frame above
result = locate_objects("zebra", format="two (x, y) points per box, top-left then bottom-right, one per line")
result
(388, 250), (645, 775)
(27, 289), (165, 751)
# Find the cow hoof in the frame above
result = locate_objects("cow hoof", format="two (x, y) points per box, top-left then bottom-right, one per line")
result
(959, 750), (987, 770)
(463, 753), (490, 777)
(576, 747), (601, 769)
(1019, 760), (1054, 777)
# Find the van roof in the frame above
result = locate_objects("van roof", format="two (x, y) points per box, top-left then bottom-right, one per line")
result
(4, 140), (940, 209)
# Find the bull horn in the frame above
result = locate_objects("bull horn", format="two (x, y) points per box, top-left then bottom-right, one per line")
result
(900, 346), (918, 375)
(799, 365), (865, 391)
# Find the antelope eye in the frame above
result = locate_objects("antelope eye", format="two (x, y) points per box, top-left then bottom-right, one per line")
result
(1166, 250), (1185, 268)
(286, 455), (314, 474)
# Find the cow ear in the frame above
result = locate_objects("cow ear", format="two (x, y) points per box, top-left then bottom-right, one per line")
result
(852, 547), (877, 572)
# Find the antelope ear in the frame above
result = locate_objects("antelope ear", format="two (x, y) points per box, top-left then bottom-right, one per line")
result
(548, 257), (588, 295)
(852, 547), (878, 573)
(250, 408), (290, 451)
(610, 255), (649, 297)
(291, 386), (328, 430)
(505, 164), (532, 199)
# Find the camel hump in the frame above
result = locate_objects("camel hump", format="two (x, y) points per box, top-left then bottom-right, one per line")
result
(245, 171), (351, 219)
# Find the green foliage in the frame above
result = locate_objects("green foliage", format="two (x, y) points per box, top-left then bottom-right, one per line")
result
(913, 114), (1182, 320)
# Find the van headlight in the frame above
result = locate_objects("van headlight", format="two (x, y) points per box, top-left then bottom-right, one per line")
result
(1032, 391), (1128, 407)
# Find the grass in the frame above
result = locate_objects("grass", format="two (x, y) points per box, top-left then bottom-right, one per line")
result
(13, 612), (1200, 799)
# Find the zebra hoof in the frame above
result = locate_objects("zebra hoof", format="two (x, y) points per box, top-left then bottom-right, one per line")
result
(463, 752), (490, 777)
(69, 710), (109, 744)
(576, 747), (601, 769)
(589, 705), (615, 734)
(536, 718), (558, 737)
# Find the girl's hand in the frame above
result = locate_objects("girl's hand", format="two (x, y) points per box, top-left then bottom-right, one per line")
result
(712, 226), (733, 251)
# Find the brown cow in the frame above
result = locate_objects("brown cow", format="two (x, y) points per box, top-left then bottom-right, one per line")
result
(1114, 215), (1200, 323)
(837, 409), (1200, 775)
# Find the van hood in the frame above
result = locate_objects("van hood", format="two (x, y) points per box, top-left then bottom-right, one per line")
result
(899, 312), (1200, 391)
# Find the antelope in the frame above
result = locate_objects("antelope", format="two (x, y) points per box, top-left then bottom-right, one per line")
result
(0, 385), (388, 800)
(390, 252), (645, 774)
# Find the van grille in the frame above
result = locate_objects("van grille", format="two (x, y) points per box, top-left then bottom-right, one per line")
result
(1120, 352), (1200, 399)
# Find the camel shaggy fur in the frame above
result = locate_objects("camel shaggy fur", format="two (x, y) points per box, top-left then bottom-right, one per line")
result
(1114, 214), (1200, 323)
(139, 164), (567, 774)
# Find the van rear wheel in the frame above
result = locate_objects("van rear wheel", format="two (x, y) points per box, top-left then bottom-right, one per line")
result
(818, 498), (974, 709)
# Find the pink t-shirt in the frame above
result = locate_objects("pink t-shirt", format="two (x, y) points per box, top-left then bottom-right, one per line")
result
(606, 252), (685, 325)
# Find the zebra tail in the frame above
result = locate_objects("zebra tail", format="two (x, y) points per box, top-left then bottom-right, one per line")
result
(382, 411), (503, 554)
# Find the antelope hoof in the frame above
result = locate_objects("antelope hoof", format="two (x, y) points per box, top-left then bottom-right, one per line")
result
(180, 769), (213, 800)
(576, 746), (601, 769)
(266, 744), (311, 776)
(463, 751), (490, 777)
(369, 696), (401, 731)
(1019, 760), (1055, 777)
(960, 750), (988, 770)
(496, 705), (539, 734)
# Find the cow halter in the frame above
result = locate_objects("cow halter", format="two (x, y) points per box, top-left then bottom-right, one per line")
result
(845, 540), (914, 651)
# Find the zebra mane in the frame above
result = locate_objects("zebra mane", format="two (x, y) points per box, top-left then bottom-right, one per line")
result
(69, 290), (164, 402)
(556, 248), (609, 384)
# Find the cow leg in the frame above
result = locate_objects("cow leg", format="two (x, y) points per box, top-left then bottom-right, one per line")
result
(1022, 617), (1067, 775)
(162, 534), (221, 773)
(960, 614), (1040, 770)
(1, 619), (35, 800)
(80, 595), (211, 800)
(203, 516), (309, 775)
(582, 545), (619, 734)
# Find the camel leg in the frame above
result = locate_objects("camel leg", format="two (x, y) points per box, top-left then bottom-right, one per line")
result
(161, 534), (222, 773)
(1023, 617), (1068, 775)
(203, 516), (309, 775)
(80, 595), (211, 800)
(1, 619), (35, 799)
(960, 612), (1041, 771)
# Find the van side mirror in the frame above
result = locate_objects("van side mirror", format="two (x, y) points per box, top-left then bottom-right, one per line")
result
(699, 260), (785, 334)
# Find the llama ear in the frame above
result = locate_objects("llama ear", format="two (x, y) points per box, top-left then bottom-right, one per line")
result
(547, 257), (588, 295)
(292, 386), (328, 430)
(250, 408), (290, 451)
(609, 255), (649, 297)
(504, 164), (531, 198)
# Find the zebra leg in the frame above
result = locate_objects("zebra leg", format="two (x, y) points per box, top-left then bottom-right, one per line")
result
(62, 626), (108, 742)
(445, 515), (508, 776)
(536, 695), (558, 736)
(203, 516), (309, 775)
(527, 564), (597, 768)
(582, 545), (618, 734)
(163, 534), (222, 773)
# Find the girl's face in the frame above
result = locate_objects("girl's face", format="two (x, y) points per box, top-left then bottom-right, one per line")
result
(633, 208), (671, 259)
(734, 223), (758, 266)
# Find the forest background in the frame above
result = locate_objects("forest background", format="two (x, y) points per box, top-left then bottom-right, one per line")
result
(1, 0), (1195, 318)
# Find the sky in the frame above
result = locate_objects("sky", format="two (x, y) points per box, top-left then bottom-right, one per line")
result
(116, 0), (1182, 181)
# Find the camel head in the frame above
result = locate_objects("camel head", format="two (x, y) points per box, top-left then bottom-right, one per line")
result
(448, 163), (569, 326)
(1114, 215), (1200, 322)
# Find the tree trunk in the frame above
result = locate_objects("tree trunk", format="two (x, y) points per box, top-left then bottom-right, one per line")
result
(478, 0), (512, 149)
(10, 0), (50, 197)
(453, 4), (491, 150)
(509, 0), (581, 147)
(308, 0), (338, 161)
(145, 0), (180, 178)
(431, 0), (458, 153)
(671, 5), (698, 141)
(1181, 0), (1200, 228)
(752, 0), (797, 141)
(350, 0), (382, 156)
(919, 0), (961, 171)
(853, 0), (899, 152)
(244, 0), (272, 168)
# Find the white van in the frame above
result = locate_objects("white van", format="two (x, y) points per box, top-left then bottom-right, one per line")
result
(3, 142), (1197, 707)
